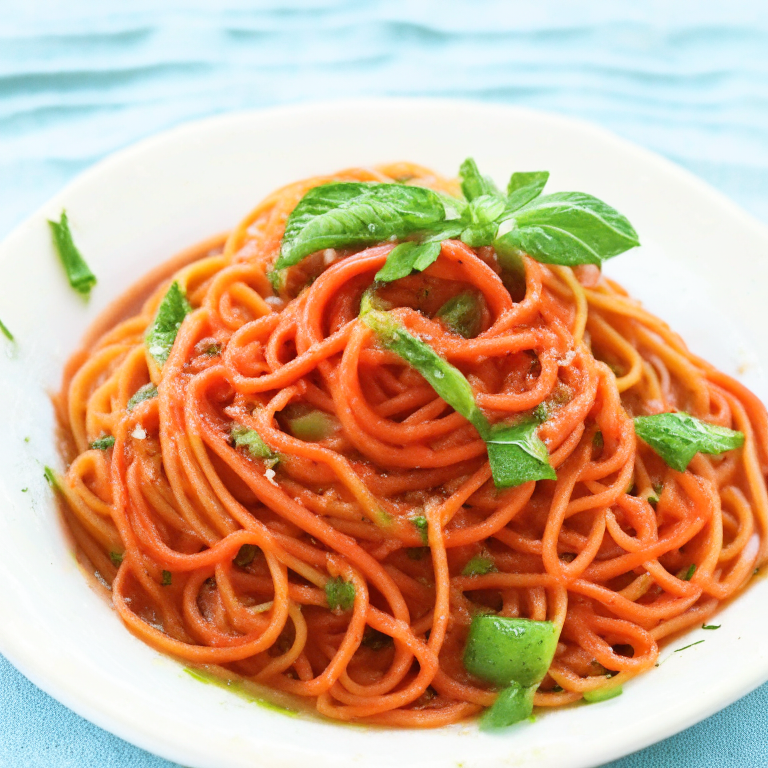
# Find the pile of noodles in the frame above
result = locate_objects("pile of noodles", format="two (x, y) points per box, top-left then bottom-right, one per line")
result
(55, 162), (768, 727)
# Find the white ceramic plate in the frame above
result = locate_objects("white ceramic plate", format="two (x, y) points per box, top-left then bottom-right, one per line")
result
(2, 99), (768, 768)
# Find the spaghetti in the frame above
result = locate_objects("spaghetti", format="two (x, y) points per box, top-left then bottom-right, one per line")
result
(55, 162), (768, 727)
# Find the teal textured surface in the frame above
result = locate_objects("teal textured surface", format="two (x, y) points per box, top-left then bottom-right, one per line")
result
(2, 1), (768, 766)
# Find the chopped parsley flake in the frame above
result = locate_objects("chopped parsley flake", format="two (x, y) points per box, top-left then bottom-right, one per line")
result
(411, 515), (429, 545)
(127, 383), (158, 411)
(325, 576), (355, 611)
(90, 435), (116, 450)
(461, 555), (497, 576)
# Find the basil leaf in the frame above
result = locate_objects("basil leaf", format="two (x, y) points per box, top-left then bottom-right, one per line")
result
(485, 422), (557, 488)
(127, 383), (158, 411)
(362, 311), (556, 488)
(375, 241), (442, 282)
(48, 211), (97, 297)
(362, 310), (488, 434)
(146, 281), (192, 365)
(495, 191), (639, 267)
(276, 182), (461, 269)
(459, 157), (500, 201)
(505, 171), (549, 213)
(435, 291), (483, 338)
(633, 412), (744, 472)
(460, 195), (508, 248)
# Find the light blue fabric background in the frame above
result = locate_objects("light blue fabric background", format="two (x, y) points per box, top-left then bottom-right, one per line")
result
(2, 1), (768, 765)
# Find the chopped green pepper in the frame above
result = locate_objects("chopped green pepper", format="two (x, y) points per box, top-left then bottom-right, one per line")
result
(464, 615), (559, 688)
(286, 410), (339, 441)
(583, 684), (623, 703)
(479, 682), (537, 730)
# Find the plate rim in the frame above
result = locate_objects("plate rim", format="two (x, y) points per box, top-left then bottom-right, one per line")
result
(2, 97), (768, 768)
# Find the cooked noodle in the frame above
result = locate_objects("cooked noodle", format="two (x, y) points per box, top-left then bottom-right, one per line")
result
(55, 163), (768, 726)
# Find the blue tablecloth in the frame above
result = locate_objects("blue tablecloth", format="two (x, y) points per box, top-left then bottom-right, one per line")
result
(2, 1), (768, 765)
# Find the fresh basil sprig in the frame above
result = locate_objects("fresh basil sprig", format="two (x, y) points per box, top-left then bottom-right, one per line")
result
(274, 159), (639, 284)
(146, 281), (192, 365)
(361, 309), (555, 488)
(633, 412), (745, 472)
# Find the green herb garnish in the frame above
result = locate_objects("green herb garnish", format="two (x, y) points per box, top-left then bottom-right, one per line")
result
(48, 211), (97, 296)
(276, 160), (638, 281)
(411, 516), (429, 545)
(435, 291), (483, 338)
(362, 309), (555, 489)
(375, 241), (442, 282)
(459, 157), (501, 201)
(363, 309), (486, 428)
(325, 576), (356, 611)
(276, 183), (460, 270)
(146, 281), (192, 365)
(43, 466), (57, 488)
(634, 412), (745, 472)
(231, 425), (279, 467)
(461, 555), (497, 576)
(494, 191), (639, 268)
(161, 570), (172, 586)
(681, 564), (696, 581)
(234, 544), (259, 567)
(674, 640), (705, 653)
(127, 383), (158, 411)
(109, 551), (124, 567)
(0, 318), (14, 342)
(702, 624), (721, 630)
(90, 435), (116, 450)
(485, 421), (557, 487)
